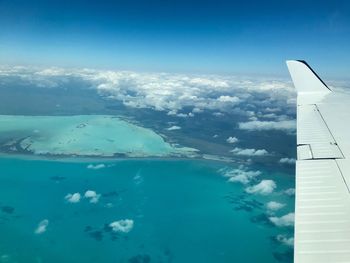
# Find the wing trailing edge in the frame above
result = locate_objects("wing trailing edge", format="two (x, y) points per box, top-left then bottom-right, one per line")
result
(286, 60), (331, 94)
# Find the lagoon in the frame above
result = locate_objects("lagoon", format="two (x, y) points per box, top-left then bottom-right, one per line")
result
(0, 115), (196, 158)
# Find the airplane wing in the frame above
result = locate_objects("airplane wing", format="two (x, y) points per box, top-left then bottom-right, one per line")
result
(287, 60), (350, 263)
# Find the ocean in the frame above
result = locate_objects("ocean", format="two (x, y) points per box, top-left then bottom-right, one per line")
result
(0, 69), (296, 263)
(0, 157), (294, 263)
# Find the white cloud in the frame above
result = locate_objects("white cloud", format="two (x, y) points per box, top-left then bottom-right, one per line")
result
(109, 219), (134, 233)
(276, 235), (294, 247)
(192, 107), (203, 113)
(238, 120), (296, 131)
(217, 95), (240, 103)
(34, 219), (49, 234)
(65, 193), (81, 203)
(226, 136), (238, 144)
(245, 180), (276, 195)
(167, 125), (181, 131)
(0, 66), (297, 127)
(269, 213), (295, 227)
(84, 190), (101, 204)
(279, 158), (296, 165)
(231, 147), (268, 156)
(284, 188), (295, 196)
(266, 201), (285, 211)
(222, 166), (261, 184)
(212, 112), (224, 117)
(35, 68), (68, 76)
(87, 164), (106, 170)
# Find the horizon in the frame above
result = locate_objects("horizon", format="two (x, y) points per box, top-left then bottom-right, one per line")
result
(1, 0), (350, 78)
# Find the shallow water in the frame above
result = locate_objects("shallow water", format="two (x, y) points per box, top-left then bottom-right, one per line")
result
(0, 157), (293, 263)
(0, 115), (196, 157)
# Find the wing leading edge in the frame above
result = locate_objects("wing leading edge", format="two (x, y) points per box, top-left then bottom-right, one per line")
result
(287, 60), (350, 263)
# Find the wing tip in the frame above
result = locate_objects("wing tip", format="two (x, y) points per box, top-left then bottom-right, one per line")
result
(286, 60), (331, 93)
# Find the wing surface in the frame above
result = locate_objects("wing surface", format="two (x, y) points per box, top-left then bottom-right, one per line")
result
(287, 60), (350, 263)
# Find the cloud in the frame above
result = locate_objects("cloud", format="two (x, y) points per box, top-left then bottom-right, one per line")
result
(266, 201), (285, 211)
(109, 219), (134, 233)
(84, 190), (101, 204)
(245, 180), (276, 195)
(238, 120), (296, 131)
(213, 112), (224, 117)
(34, 219), (49, 234)
(65, 193), (81, 203)
(226, 136), (239, 144)
(222, 166), (261, 184)
(284, 188), (295, 196)
(231, 147), (268, 156)
(167, 125), (181, 131)
(217, 95), (240, 103)
(167, 110), (194, 118)
(279, 158), (296, 165)
(0, 66), (298, 127)
(269, 213), (295, 227)
(276, 235), (294, 247)
(87, 164), (106, 170)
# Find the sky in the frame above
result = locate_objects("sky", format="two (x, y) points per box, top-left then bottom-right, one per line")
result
(1, 0), (350, 77)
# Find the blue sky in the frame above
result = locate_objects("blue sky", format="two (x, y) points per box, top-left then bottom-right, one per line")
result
(1, 0), (350, 77)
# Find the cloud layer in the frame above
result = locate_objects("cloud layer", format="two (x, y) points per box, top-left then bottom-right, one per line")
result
(238, 120), (296, 132)
(0, 65), (296, 128)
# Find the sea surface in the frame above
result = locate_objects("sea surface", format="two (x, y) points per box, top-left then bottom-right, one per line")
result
(0, 157), (294, 263)
(0, 70), (295, 263)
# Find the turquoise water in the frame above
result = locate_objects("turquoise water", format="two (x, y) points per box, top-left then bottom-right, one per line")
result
(0, 157), (293, 263)
(0, 115), (197, 157)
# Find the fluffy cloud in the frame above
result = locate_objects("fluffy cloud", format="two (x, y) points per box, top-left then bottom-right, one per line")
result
(245, 180), (276, 195)
(276, 235), (294, 247)
(231, 147), (268, 156)
(109, 219), (134, 233)
(65, 193), (81, 203)
(0, 65), (297, 122)
(35, 219), (49, 234)
(269, 213), (295, 227)
(84, 190), (101, 204)
(266, 201), (285, 211)
(87, 164), (106, 170)
(167, 125), (181, 131)
(226, 136), (239, 144)
(222, 166), (261, 184)
(167, 111), (194, 118)
(217, 95), (240, 103)
(279, 158), (296, 165)
(238, 120), (296, 131)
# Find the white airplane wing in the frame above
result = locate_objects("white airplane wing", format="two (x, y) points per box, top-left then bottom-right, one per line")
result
(287, 60), (350, 263)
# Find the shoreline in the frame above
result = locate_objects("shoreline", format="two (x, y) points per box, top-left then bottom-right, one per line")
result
(0, 151), (239, 165)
